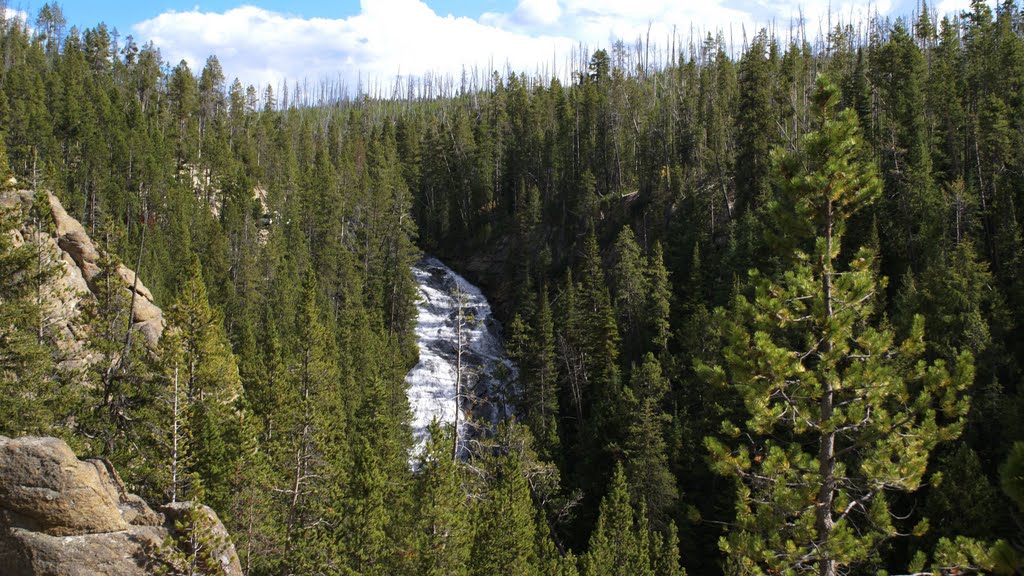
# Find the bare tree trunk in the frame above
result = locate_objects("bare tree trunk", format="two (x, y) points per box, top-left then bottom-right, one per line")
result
(453, 282), (464, 461)
(171, 364), (180, 503)
(816, 199), (837, 576)
(284, 357), (311, 568)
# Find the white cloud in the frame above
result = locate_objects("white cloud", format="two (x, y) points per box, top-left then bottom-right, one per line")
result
(518, 0), (563, 26)
(131, 0), (927, 98)
(133, 1), (575, 96)
(3, 7), (30, 25)
(933, 0), (999, 17)
(936, 0), (969, 14)
(482, 0), (563, 29)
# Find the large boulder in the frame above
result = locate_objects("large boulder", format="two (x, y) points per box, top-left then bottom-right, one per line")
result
(47, 193), (101, 282)
(1, 526), (167, 576)
(0, 436), (241, 576)
(45, 192), (164, 346)
(0, 436), (127, 536)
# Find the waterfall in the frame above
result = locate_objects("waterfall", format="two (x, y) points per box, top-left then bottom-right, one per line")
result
(405, 256), (514, 460)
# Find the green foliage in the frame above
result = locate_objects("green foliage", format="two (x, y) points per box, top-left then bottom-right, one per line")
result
(623, 354), (677, 530)
(650, 522), (685, 576)
(0, 200), (62, 435)
(988, 442), (1024, 575)
(78, 248), (165, 496)
(1003, 442), (1024, 510)
(412, 422), (471, 576)
(581, 464), (653, 576)
(644, 241), (672, 356)
(701, 77), (973, 576)
(0, 138), (12, 187)
(611, 226), (646, 352)
(3, 7), (1024, 573)
(166, 255), (243, 511)
(153, 497), (234, 576)
(931, 536), (997, 575)
(924, 444), (1001, 548)
(470, 434), (540, 576)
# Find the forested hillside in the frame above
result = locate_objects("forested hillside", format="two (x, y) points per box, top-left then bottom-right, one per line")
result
(2, 1), (1024, 574)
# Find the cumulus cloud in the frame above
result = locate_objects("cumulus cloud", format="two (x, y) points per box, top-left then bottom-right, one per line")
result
(482, 0), (563, 30)
(133, 1), (575, 96)
(2, 7), (30, 25)
(131, 0), (941, 98)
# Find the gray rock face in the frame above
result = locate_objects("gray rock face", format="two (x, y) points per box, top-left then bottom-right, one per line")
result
(0, 190), (164, 358)
(44, 191), (164, 347)
(0, 436), (241, 576)
(2, 526), (167, 576)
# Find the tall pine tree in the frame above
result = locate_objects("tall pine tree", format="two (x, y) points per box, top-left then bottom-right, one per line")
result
(701, 77), (973, 576)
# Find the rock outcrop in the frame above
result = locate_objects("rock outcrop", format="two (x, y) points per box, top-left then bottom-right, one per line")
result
(0, 436), (241, 576)
(0, 190), (164, 356)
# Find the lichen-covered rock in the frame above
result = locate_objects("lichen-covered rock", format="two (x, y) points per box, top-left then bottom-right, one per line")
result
(47, 193), (101, 282)
(0, 436), (128, 536)
(0, 436), (241, 576)
(1, 525), (166, 576)
(45, 192), (164, 346)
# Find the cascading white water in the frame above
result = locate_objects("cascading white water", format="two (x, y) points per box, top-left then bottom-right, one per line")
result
(405, 257), (514, 460)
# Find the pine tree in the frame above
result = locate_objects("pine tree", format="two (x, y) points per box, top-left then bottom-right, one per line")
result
(650, 522), (684, 576)
(166, 255), (243, 512)
(923, 444), (1000, 546)
(412, 422), (471, 576)
(736, 30), (777, 215)
(610, 225), (646, 356)
(224, 398), (276, 576)
(168, 60), (200, 168)
(0, 137), (13, 187)
(0, 198), (58, 434)
(341, 361), (408, 575)
(644, 241), (671, 356)
(581, 464), (652, 576)
(509, 284), (561, 462)
(470, 439), (539, 576)
(153, 494), (234, 576)
(530, 286), (560, 460)
(576, 228), (621, 445)
(80, 247), (164, 495)
(276, 269), (347, 574)
(701, 77), (973, 576)
(344, 432), (392, 576)
(990, 442), (1024, 574)
(870, 22), (942, 275)
(158, 329), (194, 504)
(622, 354), (677, 531)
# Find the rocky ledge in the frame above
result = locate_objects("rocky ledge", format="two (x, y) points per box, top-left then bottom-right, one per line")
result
(0, 436), (241, 576)
(0, 190), (164, 359)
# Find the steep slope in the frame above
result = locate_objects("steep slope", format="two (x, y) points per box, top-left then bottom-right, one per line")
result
(0, 189), (164, 366)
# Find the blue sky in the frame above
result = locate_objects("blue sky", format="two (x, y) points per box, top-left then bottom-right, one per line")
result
(58, 1), (521, 36)
(16, 0), (980, 94)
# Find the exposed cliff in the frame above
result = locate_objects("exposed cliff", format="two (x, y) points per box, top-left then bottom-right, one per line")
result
(0, 189), (164, 365)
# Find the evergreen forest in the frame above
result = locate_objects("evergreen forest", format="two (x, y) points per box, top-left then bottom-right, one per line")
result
(2, 1), (1024, 574)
